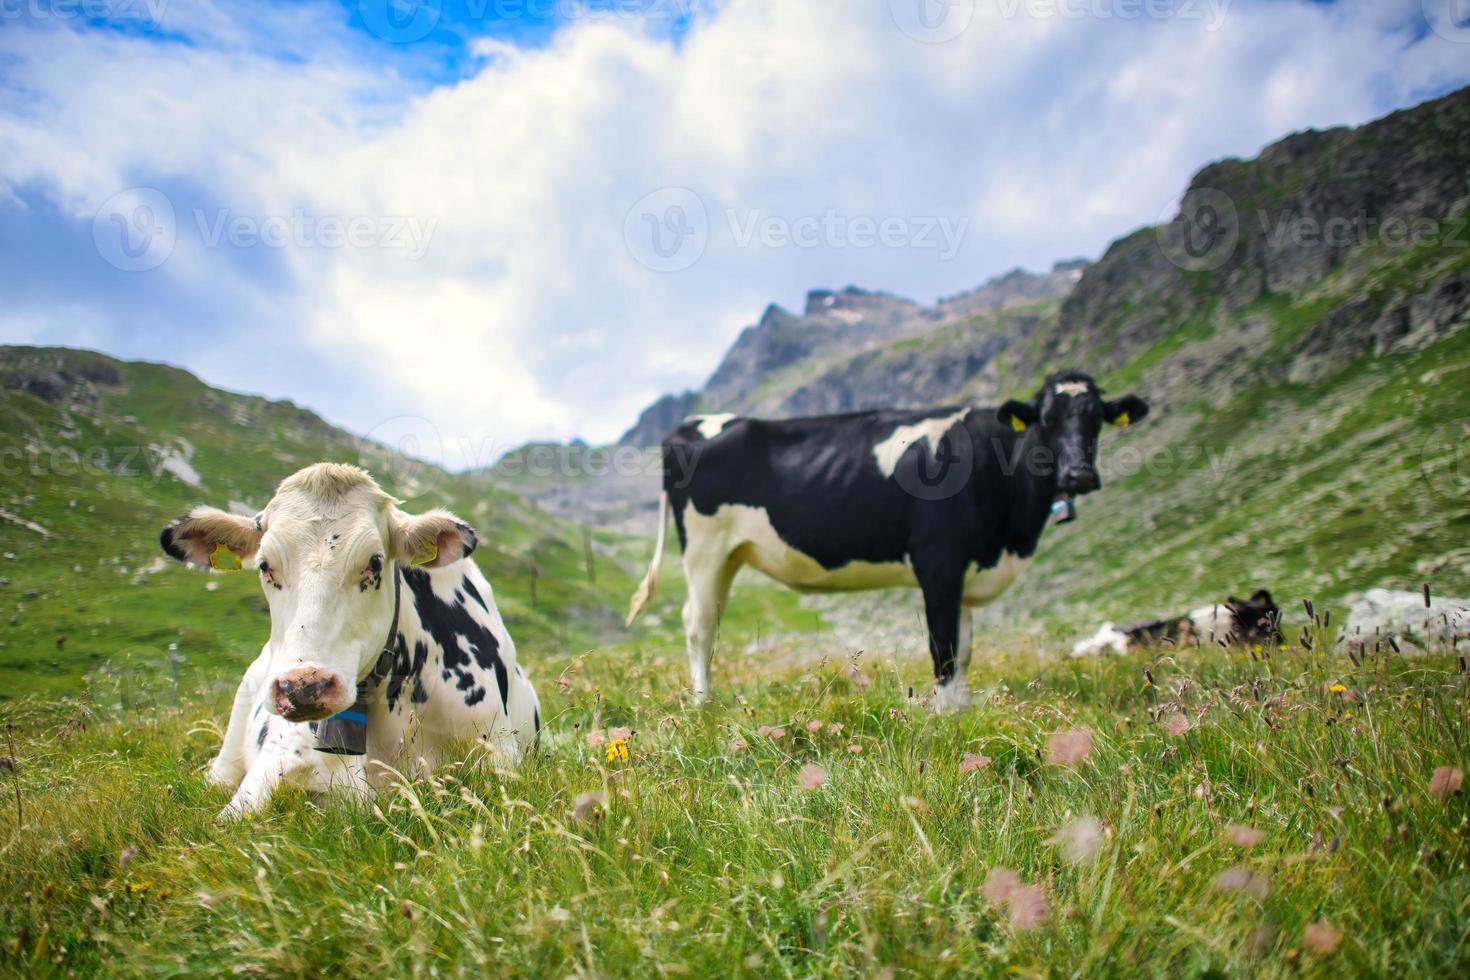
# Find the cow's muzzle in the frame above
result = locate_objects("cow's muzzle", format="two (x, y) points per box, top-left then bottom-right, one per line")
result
(1061, 466), (1099, 496)
(270, 667), (351, 722)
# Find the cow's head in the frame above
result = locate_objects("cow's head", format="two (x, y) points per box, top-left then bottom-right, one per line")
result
(997, 370), (1148, 497)
(1228, 589), (1283, 646)
(160, 463), (476, 722)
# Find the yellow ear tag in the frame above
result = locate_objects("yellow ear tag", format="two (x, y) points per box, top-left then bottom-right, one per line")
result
(1010, 416), (1027, 433)
(209, 543), (243, 572)
(409, 540), (439, 568)
(1113, 411), (1131, 428)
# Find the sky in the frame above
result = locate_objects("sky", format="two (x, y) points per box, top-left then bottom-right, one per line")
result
(1, 0), (1468, 468)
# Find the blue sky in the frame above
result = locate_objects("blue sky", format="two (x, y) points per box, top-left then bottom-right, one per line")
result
(2, 0), (1468, 464)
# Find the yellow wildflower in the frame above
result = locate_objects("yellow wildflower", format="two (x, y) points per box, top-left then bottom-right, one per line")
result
(605, 738), (630, 763)
(1330, 683), (1346, 694)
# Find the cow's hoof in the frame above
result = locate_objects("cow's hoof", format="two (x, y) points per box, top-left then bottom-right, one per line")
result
(931, 682), (970, 714)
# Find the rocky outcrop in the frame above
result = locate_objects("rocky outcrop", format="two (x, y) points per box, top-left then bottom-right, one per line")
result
(618, 390), (699, 448)
(936, 260), (1088, 320)
(1289, 270), (1470, 383)
(1056, 85), (1470, 374)
(0, 346), (122, 408)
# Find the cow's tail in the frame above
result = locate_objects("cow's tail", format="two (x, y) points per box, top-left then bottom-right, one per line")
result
(626, 491), (671, 626)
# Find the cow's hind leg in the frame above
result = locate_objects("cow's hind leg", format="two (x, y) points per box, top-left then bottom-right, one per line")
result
(682, 545), (739, 704)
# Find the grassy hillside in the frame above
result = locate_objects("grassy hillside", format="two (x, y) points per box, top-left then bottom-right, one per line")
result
(0, 347), (812, 701)
(989, 216), (1470, 630)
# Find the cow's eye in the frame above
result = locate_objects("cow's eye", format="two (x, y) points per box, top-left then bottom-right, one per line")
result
(359, 554), (384, 592)
(258, 561), (281, 589)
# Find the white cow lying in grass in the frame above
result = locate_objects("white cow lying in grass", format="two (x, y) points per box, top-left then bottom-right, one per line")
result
(160, 463), (540, 818)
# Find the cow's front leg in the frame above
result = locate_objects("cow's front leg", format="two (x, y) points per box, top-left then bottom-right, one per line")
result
(208, 649), (271, 791)
(221, 747), (303, 820)
(917, 564), (968, 713)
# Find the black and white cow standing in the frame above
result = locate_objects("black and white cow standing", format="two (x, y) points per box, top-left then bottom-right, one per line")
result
(160, 463), (540, 817)
(626, 371), (1149, 710)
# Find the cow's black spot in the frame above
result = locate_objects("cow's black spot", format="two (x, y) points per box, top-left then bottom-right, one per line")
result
(461, 576), (490, 612)
(386, 633), (428, 710)
(401, 567), (508, 712)
(464, 687), (486, 707)
(257, 721), (269, 748)
(455, 522), (478, 558)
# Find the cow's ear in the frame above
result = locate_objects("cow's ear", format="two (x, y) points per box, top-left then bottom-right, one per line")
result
(997, 400), (1037, 433)
(160, 507), (263, 570)
(388, 507), (478, 568)
(1104, 394), (1149, 428)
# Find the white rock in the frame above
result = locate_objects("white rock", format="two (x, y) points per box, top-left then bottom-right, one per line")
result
(1343, 588), (1469, 652)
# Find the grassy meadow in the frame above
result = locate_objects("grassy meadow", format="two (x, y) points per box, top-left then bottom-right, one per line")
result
(3, 346), (1469, 976)
(3, 616), (1469, 977)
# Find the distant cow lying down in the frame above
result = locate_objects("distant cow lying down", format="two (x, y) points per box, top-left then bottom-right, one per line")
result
(1071, 590), (1282, 657)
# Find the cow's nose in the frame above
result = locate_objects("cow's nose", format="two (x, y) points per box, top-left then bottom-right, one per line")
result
(270, 667), (348, 722)
(1063, 468), (1099, 495)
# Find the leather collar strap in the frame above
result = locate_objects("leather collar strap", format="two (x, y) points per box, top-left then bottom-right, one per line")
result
(362, 561), (402, 690)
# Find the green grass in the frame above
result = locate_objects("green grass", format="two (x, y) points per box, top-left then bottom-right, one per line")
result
(3, 630), (1468, 976)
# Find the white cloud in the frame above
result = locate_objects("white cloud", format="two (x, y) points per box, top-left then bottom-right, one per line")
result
(1, 0), (1466, 459)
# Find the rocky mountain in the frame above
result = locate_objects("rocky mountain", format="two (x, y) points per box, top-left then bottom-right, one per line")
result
(617, 263), (1087, 446)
